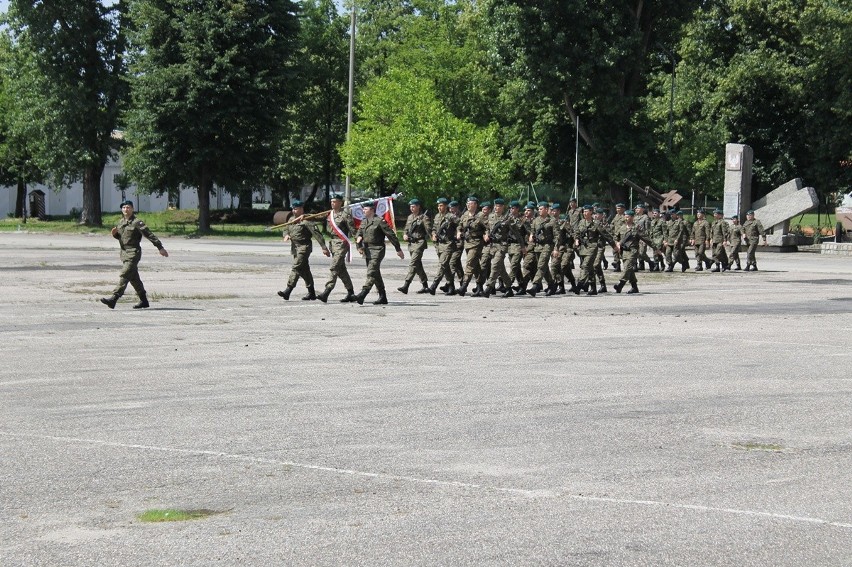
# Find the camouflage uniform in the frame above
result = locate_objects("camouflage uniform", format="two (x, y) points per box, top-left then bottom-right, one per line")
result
(321, 206), (356, 301)
(727, 218), (744, 270)
(691, 213), (713, 271)
(355, 213), (402, 304)
(665, 213), (690, 271)
(527, 206), (557, 296)
(483, 204), (513, 296)
(282, 217), (328, 299)
(742, 212), (767, 270)
(709, 212), (730, 271)
(575, 210), (615, 295)
(400, 205), (432, 293)
(429, 202), (460, 294)
(107, 214), (165, 305)
(613, 215), (655, 293)
(649, 211), (669, 271)
(456, 201), (487, 295)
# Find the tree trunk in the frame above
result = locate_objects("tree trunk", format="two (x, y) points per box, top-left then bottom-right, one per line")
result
(15, 178), (27, 219)
(80, 162), (105, 226)
(198, 164), (212, 233)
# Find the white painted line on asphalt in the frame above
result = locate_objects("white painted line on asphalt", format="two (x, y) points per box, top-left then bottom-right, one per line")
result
(4, 431), (852, 531)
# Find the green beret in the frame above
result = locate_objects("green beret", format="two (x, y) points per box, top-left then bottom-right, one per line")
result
(436, 197), (449, 204)
(551, 203), (561, 209)
(582, 205), (593, 211)
(331, 194), (344, 201)
(537, 201), (550, 207)
(409, 198), (421, 206)
(449, 200), (459, 207)
(616, 203), (625, 208)
(493, 197), (505, 205)
(291, 199), (304, 208)
(524, 202), (535, 210)
(636, 203), (646, 209)
(746, 209), (755, 214)
(362, 200), (375, 209)
(595, 208), (605, 214)
(569, 197), (577, 203)
(625, 210), (635, 216)
(713, 208), (723, 215)
(509, 200), (520, 207)
(120, 200), (134, 208)
(481, 201), (491, 207)
(467, 195), (479, 203)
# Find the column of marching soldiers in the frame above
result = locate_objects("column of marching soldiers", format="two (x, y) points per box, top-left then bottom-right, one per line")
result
(278, 194), (768, 305)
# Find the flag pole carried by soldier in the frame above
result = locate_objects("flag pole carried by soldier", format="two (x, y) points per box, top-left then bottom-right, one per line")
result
(100, 200), (169, 309)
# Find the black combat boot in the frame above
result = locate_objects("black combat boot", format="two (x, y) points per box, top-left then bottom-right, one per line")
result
(557, 283), (566, 295)
(416, 281), (430, 294)
(612, 262), (621, 272)
(695, 264), (704, 272)
(597, 283), (608, 294)
(100, 296), (117, 309)
(277, 286), (294, 301)
(528, 282), (541, 297)
(444, 282), (457, 296)
(705, 259), (714, 270)
(614, 281), (624, 293)
(682, 261), (689, 272)
(649, 261), (658, 272)
(711, 263), (721, 272)
(587, 286), (598, 296)
(546, 283), (558, 296)
(752, 264), (759, 271)
(428, 280), (440, 295)
(133, 294), (150, 309)
(501, 287), (514, 298)
(495, 282), (506, 293)
(626, 284), (639, 294)
(397, 280), (411, 294)
(744, 264), (751, 271)
(665, 264), (674, 273)
(471, 283), (484, 297)
(373, 288), (388, 305)
(302, 286), (317, 300)
(457, 277), (471, 297)
(721, 262), (729, 272)
(734, 261), (741, 271)
(440, 283), (450, 292)
(340, 289), (357, 302)
(317, 288), (332, 303)
(355, 288), (370, 305)
(637, 261), (645, 271)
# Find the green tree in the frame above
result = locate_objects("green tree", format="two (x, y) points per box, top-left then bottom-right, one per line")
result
(6, 0), (129, 226)
(646, 0), (851, 200)
(341, 68), (510, 202)
(485, 0), (700, 197)
(123, 0), (300, 232)
(269, 0), (349, 209)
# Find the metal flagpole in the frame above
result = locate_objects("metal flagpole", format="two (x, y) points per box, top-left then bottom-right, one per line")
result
(573, 115), (579, 202)
(344, 3), (356, 205)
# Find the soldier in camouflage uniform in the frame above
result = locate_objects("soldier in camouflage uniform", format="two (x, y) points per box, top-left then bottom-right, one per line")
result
(476, 201), (494, 294)
(278, 199), (330, 301)
(742, 209), (767, 271)
(101, 200), (169, 309)
(319, 194), (357, 303)
(649, 208), (668, 271)
(554, 210), (578, 294)
(503, 201), (528, 298)
(398, 198), (432, 294)
(354, 201), (404, 305)
(456, 196), (487, 296)
(690, 210), (713, 271)
(565, 198), (582, 269)
(428, 198), (460, 295)
(575, 205), (615, 295)
(634, 203), (653, 271)
(482, 198), (513, 297)
(446, 201), (465, 289)
(664, 209), (690, 272)
(709, 209), (730, 272)
(613, 210), (656, 294)
(609, 203), (626, 272)
(519, 202), (537, 294)
(548, 203), (565, 293)
(593, 208), (612, 293)
(525, 201), (557, 297)
(727, 215), (744, 270)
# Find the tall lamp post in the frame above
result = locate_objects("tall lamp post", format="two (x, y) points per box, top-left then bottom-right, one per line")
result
(344, 3), (356, 204)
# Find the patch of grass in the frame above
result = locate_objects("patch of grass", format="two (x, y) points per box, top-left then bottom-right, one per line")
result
(137, 508), (221, 523)
(731, 441), (785, 452)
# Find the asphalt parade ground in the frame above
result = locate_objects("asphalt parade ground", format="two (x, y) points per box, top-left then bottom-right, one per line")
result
(1, 232), (851, 566)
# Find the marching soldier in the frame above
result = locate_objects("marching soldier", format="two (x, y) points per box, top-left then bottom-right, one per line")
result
(482, 198), (513, 297)
(354, 201), (404, 305)
(429, 197), (460, 295)
(447, 200), (465, 288)
(742, 209), (767, 271)
(709, 209), (730, 272)
(565, 198), (581, 269)
(503, 200), (528, 298)
(593, 208), (611, 293)
(456, 196), (487, 296)
(525, 201), (557, 297)
(278, 199), (329, 301)
(101, 200), (169, 309)
(649, 208), (668, 271)
(476, 201), (494, 294)
(634, 203), (653, 270)
(554, 209), (579, 294)
(319, 194), (356, 303)
(690, 209), (713, 271)
(613, 210), (656, 294)
(664, 209), (690, 272)
(609, 203), (626, 271)
(399, 198), (432, 294)
(519, 202), (537, 294)
(575, 205), (615, 295)
(727, 215), (744, 270)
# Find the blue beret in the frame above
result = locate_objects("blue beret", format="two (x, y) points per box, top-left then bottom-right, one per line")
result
(291, 199), (304, 208)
